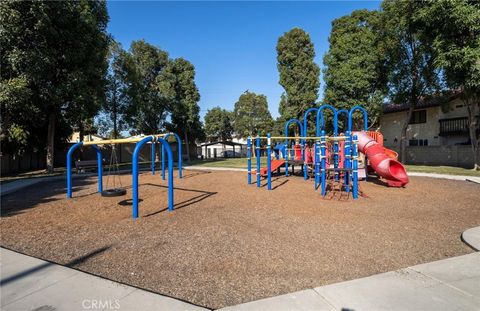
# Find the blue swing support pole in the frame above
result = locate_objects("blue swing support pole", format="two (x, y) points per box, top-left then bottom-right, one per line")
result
(133, 136), (175, 219)
(162, 132), (183, 180)
(66, 142), (103, 198)
(151, 142), (155, 175)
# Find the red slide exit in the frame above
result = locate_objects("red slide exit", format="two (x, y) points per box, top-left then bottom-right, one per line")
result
(354, 131), (409, 187)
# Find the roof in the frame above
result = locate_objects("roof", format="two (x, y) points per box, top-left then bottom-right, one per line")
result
(382, 91), (462, 114)
(199, 141), (246, 147)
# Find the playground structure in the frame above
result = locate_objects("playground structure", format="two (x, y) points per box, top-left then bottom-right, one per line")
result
(247, 104), (409, 199)
(66, 133), (183, 219)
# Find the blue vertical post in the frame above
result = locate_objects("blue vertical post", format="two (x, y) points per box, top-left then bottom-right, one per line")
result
(151, 142), (155, 175)
(344, 131), (351, 193)
(303, 141), (308, 180)
(256, 137), (261, 187)
(66, 142), (83, 198)
(267, 133), (272, 190)
(161, 143), (165, 180)
(163, 133), (182, 179)
(91, 145), (103, 194)
(321, 131), (327, 196)
(284, 140), (289, 177)
(314, 139), (320, 189)
(158, 138), (175, 211)
(352, 135), (359, 199)
(247, 137), (252, 185)
(333, 138), (339, 181)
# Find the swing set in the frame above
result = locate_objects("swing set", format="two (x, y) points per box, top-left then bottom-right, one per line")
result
(66, 133), (183, 219)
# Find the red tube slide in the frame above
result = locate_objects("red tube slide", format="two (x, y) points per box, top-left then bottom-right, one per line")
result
(354, 131), (409, 187)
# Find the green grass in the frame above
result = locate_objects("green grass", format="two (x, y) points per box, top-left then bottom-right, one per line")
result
(2, 159), (478, 184)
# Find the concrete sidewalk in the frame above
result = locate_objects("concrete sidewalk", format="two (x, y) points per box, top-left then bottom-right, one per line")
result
(220, 251), (480, 311)
(0, 248), (208, 311)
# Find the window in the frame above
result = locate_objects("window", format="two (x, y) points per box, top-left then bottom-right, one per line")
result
(408, 139), (428, 146)
(409, 110), (427, 124)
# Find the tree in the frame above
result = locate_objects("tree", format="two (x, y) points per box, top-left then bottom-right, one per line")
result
(323, 9), (386, 128)
(160, 58), (204, 161)
(121, 40), (170, 134)
(276, 28), (320, 122)
(96, 41), (129, 139)
(380, 0), (441, 162)
(415, 1), (480, 170)
(233, 91), (273, 138)
(204, 107), (234, 146)
(0, 0), (109, 172)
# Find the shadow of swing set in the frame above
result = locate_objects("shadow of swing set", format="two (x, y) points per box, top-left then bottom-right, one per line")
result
(66, 133), (182, 219)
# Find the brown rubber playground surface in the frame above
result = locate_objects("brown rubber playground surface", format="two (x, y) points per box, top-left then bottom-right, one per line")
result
(1, 169), (479, 309)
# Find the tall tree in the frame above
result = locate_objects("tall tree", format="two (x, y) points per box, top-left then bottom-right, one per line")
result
(121, 40), (170, 134)
(233, 91), (273, 138)
(276, 28), (320, 122)
(96, 41), (129, 139)
(323, 9), (386, 128)
(204, 107), (234, 145)
(380, 0), (441, 162)
(0, 0), (109, 172)
(160, 58), (203, 161)
(415, 1), (480, 170)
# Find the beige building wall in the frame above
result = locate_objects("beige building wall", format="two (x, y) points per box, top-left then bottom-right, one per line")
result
(379, 98), (469, 148)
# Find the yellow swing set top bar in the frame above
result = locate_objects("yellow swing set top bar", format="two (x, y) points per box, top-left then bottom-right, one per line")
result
(81, 133), (166, 146)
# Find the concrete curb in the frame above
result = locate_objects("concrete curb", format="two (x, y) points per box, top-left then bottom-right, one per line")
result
(408, 172), (480, 184)
(462, 226), (480, 251)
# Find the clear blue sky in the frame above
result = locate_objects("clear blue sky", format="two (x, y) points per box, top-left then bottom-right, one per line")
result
(107, 1), (381, 119)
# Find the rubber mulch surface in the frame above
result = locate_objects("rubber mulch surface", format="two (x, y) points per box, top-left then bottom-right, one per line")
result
(1, 169), (479, 309)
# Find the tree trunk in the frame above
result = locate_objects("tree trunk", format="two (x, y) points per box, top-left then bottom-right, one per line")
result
(184, 132), (191, 162)
(465, 98), (480, 170)
(46, 112), (56, 173)
(399, 106), (414, 163)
